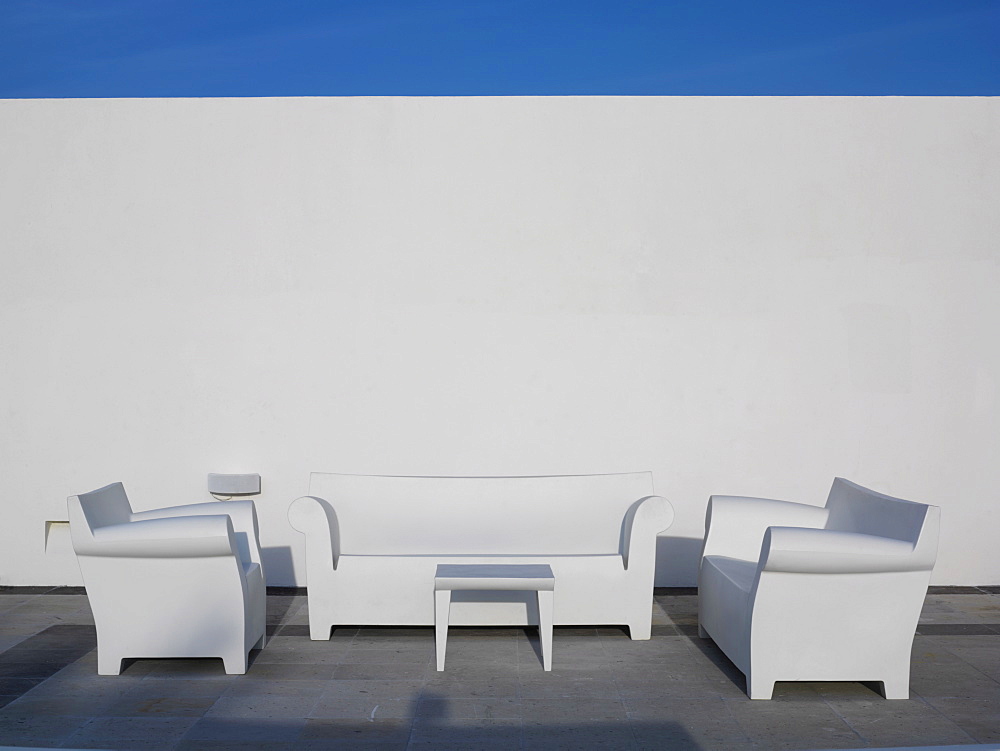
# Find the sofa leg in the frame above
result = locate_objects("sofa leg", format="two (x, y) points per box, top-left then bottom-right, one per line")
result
(880, 676), (910, 700)
(747, 672), (775, 700)
(698, 623), (709, 639)
(97, 650), (123, 676)
(252, 631), (266, 650)
(309, 622), (333, 641)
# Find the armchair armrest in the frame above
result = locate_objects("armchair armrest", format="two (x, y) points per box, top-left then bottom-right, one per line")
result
(760, 527), (923, 574)
(132, 500), (261, 568)
(701, 495), (829, 565)
(288, 496), (340, 570)
(78, 515), (237, 558)
(621, 495), (674, 570)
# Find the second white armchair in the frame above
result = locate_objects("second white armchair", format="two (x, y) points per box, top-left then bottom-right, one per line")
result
(698, 477), (939, 700)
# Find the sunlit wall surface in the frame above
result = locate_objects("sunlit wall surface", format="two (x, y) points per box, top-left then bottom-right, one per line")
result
(1, 96), (997, 586)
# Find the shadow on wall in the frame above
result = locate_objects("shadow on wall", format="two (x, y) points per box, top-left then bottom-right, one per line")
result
(265, 541), (704, 587)
(261, 546), (295, 587)
(655, 536), (703, 587)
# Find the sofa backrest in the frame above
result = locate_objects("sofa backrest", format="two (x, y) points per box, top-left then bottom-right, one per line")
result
(824, 477), (940, 566)
(307, 472), (655, 556)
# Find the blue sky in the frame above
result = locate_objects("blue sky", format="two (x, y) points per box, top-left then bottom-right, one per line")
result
(1, 0), (997, 98)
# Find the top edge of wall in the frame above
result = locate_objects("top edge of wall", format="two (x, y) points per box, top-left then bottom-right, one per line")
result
(1, 94), (997, 103)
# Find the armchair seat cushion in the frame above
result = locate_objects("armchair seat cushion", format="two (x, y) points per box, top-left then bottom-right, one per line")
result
(701, 555), (756, 595)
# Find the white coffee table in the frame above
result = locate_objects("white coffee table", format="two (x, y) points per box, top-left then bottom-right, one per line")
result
(434, 563), (555, 671)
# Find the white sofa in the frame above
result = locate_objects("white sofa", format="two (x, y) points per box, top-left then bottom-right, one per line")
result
(68, 482), (267, 675)
(288, 472), (674, 640)
(698, 477), (940, 699)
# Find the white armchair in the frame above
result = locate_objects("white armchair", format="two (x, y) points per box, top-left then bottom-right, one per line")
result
(68, 482), (266, 675)
(698, 477), (939, 699)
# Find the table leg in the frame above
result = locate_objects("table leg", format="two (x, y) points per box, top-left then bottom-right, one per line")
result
(537, 589), (553, 671)
(435, 589), (451, 671)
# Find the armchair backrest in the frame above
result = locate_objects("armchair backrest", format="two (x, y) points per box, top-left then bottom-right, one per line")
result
(824, 477), (940, 568)
(67, 481), (134, 552)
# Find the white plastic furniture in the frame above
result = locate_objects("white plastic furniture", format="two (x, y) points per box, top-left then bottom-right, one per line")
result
(435, 563), (555, 671)
(698, 477), (940, 700)
(288, 472), (673, 640)
(68, 482), (267, 675)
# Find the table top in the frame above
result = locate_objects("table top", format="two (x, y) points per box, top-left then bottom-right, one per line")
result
(434, 563), (555, 591)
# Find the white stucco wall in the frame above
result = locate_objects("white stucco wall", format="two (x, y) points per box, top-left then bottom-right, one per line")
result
(1, 96), (997, 586)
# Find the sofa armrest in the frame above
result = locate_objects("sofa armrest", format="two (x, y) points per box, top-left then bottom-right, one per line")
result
(288, 495), (340, 570)
(132, 500), (262, 569)
(78, 515), (237, 558)
(760, 527), (924, 574)
(622, 495), (674, 571)
(701, 495), (829, 565)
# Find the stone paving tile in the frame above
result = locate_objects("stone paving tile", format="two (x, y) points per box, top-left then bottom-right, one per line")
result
(315, 678), (426, 716)
(221, 678), (330, 697)
(310, 695), (416, 720)
(62, 716), (198, 750)
(176, 741), (294, 751)
(102, 693), (220, 718)
(519, 696), (628, 722)
(408, 718), (523, 750)
(0, 618), (68, 637)
(182, 715), (307, 742)
(206, 688), (322, 719)
(341, 646), (436, 664)
(521, 720), (637, 751)
(129, 677), (236, 697)
(923, 698), (1000, 743)
(21, 675), (138, 701)
(242, 661), (337, 681)
(0, 596), (36, 613)
(1, 691), (120, 716)
(421, 675), (520, 697)
(0, 661), (65, 680)
(911, 660), (1000, 701)
(935, 637), (1000, 681)
(824, 694), (976, 747)
(0, 677), (42, 694)
(627, 696), (751, 748)
(413, 696), (523, 720)
(517, 675), (620, 699)
(331, 662), (434, 680)
(298, 717), (412, 745)
(0, 647), (93, 665)
(0, 712), (90, 746)
(254, 645), (350, 664)
(727, 699), (867, 750)
(427, 658), (522, 678)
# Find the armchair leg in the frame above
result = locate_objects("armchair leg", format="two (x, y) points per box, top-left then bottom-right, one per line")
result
(747, 672), (775, 700)
(698, 623), (709, 639)
(223, 651), (249, 675)
(628, 616), (652, 641)
(97, 651), (123, 676)
(252, 632), (266, 650)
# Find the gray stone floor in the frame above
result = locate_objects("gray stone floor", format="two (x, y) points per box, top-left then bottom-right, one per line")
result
(0, 587), (998, 750)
